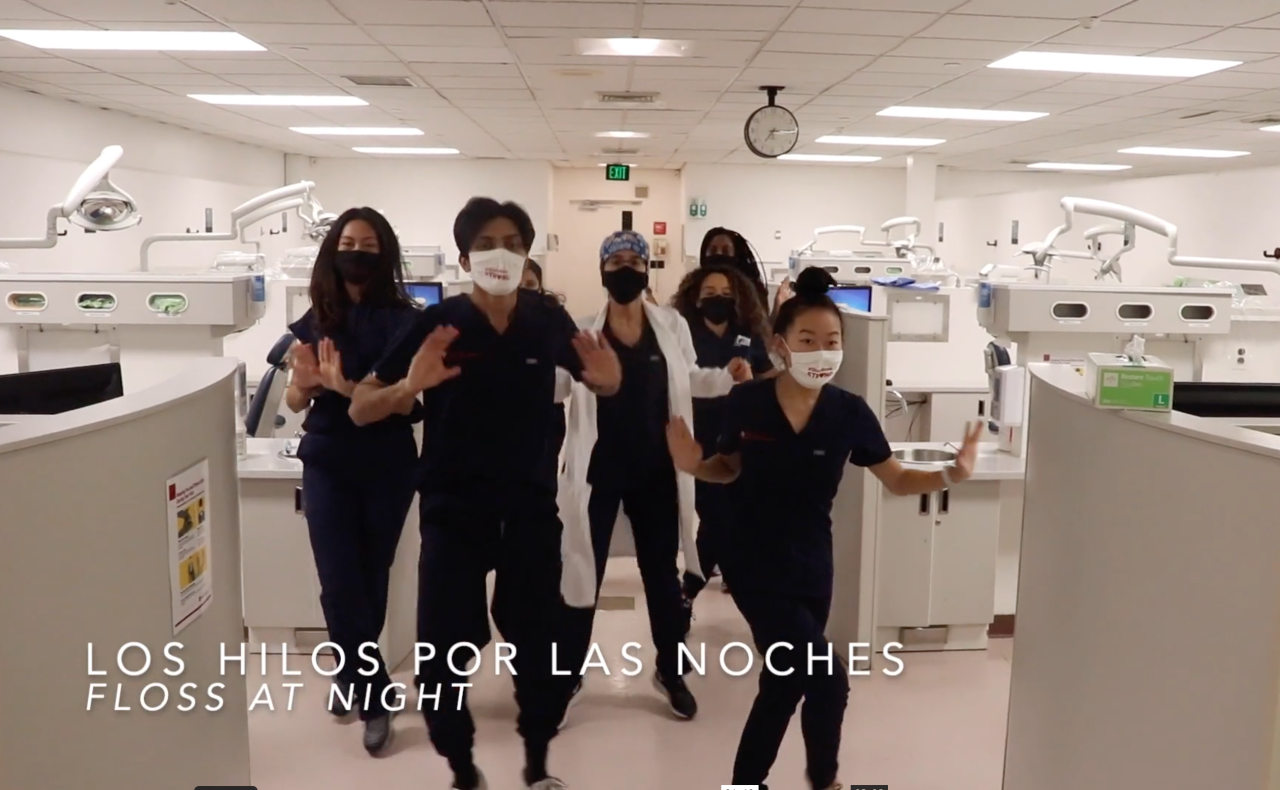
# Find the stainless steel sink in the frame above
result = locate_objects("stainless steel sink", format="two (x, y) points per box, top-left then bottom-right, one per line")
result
(893, 448), (956, 465)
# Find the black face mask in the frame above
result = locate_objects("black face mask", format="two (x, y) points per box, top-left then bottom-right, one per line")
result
(699, 295), (736, 325)
(602, 266), (649, 304)
(334, 250), (379, 286)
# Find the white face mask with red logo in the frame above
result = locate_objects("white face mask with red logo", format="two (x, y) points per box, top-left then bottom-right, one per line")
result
(784, 343), (842, 389)
(468, 248), (525, 296)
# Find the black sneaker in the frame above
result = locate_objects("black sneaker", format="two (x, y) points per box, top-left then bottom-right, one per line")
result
(558, 680), (583, 731)
(362, 712), (394, 755)
(652, 672), (697, 720)
(451, 768), (487, 790)
(327, 680), (353, 717)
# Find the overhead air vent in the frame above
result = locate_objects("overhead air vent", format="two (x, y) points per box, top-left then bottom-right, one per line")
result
(588, 91), (666, 109)
(342, 75), (417, 87)
(599, 147), (640, 155)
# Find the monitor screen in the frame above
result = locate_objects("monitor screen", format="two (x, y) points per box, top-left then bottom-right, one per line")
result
(405, 282), (443, 309)
(0, 362), (124, 415)
(830, 285), (873, 313)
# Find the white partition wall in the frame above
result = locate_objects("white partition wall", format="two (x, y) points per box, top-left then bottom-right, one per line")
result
(0, 359), (250, 789)
(1005, 364), (1280, 790)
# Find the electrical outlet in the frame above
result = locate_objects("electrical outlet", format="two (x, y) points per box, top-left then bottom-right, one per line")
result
(1233, 347), (1248, 370)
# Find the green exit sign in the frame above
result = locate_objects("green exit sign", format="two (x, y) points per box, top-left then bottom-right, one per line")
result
(605, 164), (631, 181)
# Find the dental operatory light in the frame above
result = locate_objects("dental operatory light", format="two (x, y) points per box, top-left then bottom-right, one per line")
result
(0, 145), (141, 250)
(188, 94), (368, 107)
(815, 136), (945, 146)
(290, 127), (424, 136)
(1027, 162), (1131, 171)
(576, 38), (691, 57)
(0, 30), (264, 52)
(351, 147), (460, 155)
(777, 154), (882, 163)
(1118, 147), (1250, 158)
(988, 51), (1239, 78)
(877, 106), (1047, 122)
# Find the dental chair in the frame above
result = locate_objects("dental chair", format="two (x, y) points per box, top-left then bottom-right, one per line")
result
(244, 333), (295, 438)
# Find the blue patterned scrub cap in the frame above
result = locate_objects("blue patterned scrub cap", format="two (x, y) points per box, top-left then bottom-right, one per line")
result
(599, 230), (650, 263)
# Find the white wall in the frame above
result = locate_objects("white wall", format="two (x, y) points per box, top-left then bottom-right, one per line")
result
(294, 156), (553, 270)
(937, 164), (1280, 286)
(549, 166), (683, 316)
(0, 86), (287, 273)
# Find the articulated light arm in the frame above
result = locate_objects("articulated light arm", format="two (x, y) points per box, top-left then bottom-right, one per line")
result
(1082, 223), (1134, 282)
(799, 225), (867, 255)
(865, 216), (921, 249)
(0, 145), (140, 250)
(138, 181), (318, 271)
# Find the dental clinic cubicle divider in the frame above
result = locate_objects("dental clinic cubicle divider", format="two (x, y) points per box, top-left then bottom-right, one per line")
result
(0, 358), (250, 789)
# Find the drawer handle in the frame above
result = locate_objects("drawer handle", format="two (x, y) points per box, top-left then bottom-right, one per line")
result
(939, 488), (950, 515)
(918, 493), (930, 516)
(295, 486), (304, 514)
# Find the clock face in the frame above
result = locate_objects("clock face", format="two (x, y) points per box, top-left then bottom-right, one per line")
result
(744, 104), (799, 158)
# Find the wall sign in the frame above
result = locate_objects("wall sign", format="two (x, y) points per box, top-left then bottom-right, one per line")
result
(653, 221), (667, 236)
(605, 163), (630, 181)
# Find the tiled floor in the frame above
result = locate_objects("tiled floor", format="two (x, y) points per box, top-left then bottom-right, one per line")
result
(248, 560), (1011, 790)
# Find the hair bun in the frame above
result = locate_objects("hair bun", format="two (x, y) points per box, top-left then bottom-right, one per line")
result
(794, 266), (836, 299)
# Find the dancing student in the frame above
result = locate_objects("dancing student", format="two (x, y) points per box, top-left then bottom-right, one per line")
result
(284, 206), (421, 755)
(666, 267), (983, 790)
(669, 264), (774, 616)
(349, 198), (622, 790)
(557, 231), (749, 726)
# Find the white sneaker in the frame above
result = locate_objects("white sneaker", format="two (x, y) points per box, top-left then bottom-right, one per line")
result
(558, 680), (583, 731)
(528, 778), (567, 789)
(451, 769), (486, 790)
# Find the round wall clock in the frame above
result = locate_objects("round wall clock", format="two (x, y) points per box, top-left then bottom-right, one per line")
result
(744, 86), (799, 159)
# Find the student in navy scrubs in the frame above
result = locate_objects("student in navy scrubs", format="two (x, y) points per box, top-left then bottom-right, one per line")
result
(699, 226), (769, 310)
(666, 267), (984, 790)
(348, 198), (621, 790)
(520, 259), (567, 482)
(670, 265), (774, 615)
(284, 206), (422, 755)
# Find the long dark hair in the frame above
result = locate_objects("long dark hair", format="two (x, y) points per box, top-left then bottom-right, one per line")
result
(773, 266), (839, 336)
(309, 206), (411, 335)
(671, 265), (768, 340)
(699, 226), (768, 306)
(523, 259), (566, 304)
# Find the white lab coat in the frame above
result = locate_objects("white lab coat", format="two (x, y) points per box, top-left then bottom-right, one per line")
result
(556, 302), (735, 608)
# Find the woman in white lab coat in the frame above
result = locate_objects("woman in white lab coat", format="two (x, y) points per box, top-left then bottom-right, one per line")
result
(557, 230), (750, 725)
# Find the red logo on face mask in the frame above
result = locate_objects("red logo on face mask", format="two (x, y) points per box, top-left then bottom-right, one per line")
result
(807, 367), (833, 379)
(484, 267), (510, 280)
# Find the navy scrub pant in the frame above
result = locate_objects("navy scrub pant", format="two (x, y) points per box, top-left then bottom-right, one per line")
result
(729, 588), (848, 789)
(568, 463), (686, 680)
(414, 489), (567, 764)
(300, 433), (417, 720)
(683, 478), (731, 599)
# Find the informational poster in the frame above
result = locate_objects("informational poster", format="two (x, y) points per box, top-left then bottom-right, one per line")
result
(167, 459), (212, 635)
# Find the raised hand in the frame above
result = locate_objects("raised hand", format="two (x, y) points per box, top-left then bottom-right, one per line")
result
(289, 341), (321, 390)
(317, 338), (352, 395)
(727, 356), (753, 384)
(405, 325), (462, 394)
(951, 421), (985, 483)
(573, 330), (622, 395)
(774, 276), (794, 309)
(665, 417), (704, 475)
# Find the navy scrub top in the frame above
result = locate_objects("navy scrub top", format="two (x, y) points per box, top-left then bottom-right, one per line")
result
(589, 320), (670, 487)
(717, 378), (892, 597)
(687, 319), (772, 450)
(288, 304), (424, 456)
(371, 290), (585, 502)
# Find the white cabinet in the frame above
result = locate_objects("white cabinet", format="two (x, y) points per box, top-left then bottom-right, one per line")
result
(874, 480), (1002, 652)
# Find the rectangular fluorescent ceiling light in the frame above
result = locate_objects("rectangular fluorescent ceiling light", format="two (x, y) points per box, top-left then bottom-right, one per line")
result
(1119, 146), (1249, 158)
(878, 106), (1046, 122)
(816, 135), (944, 146)
(292, 127), (423, 136)
(576, 38), (691, 57)
(596, 131), (650, 139)
(0, 30), (265, 51)
(989, 51), (1240, 78)
(190, 94), (367, 106)
(1027, 162), (1132, 171)
(353, 147), (459, 155)
(1260, 125), (1280, 132)
(778, 154), (881, 163)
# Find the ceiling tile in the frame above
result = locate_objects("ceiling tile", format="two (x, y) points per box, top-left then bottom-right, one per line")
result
(1178, 27), (1280, 53)
(27, 0), (210, 21)
(233, 24), (379, 46)
(327, 0), (493, 26)
(178, 57), (310, 74)
(1103, 0), (1280, 26)
(0, 56), (96, 72)
(764, 33), (901, 56)
(782, 8), (938, 36)
(365, 26), (505, 48)
(287, 45), (398, 63)
(0, 1), (61, 21)
(919, 13), (1075, 41)
(887, 37), (1025, 60)
(186, 0), (351, 24)
(953, 0), (1130, 18)
(389, 46), (515, 63)
(641, 4), (789, 31)
(490, 2), (634, 28)
(1047, 21), (1216, 48)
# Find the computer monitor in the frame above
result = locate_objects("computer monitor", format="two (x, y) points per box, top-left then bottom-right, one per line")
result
(830, 284), (873, 313)
(405, 282), (443, 308)
(0, 362), (124, 415)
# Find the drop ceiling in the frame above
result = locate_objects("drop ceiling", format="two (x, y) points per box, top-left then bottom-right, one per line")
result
(2, 0), (1280, 175)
